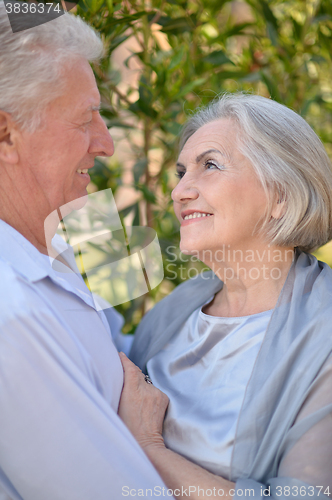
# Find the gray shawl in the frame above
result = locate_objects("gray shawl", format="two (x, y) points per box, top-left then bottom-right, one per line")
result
(130, 251), (332, 497)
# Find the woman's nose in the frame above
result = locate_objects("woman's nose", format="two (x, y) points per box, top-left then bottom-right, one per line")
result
(171, 174), (199, 204)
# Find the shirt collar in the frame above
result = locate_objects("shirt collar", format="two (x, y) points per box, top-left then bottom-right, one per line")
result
(0, 219), (98, 309)
(0, 219), (51, 282)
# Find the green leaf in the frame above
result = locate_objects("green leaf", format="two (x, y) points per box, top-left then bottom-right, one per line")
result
(216, 70), (250, 80)
(169, 47), (186, 70)
(148, 14), (170, 25)
(260, 71), (282, 102)
(312, 14), (332, 24)
(176, 78), (206, 98)
(132, 75), (158, 118)
(77, 0), (88, 12)
(163, 0), (187, 5)
(241, 71), (261, 83)
(161, 121), (182, 136)
(156, 67), (167, 88)
(104, 119), (134, 129)
(151, 50), (172, 66)
(266, 22), (278, 46)
(222, 22), (255, 39)
(124, 51), (143, 69)
(291, 18), (302, 41)
(103, 11), (148, 29)
(106, 69), (121, 86)
(133, 159), (148, 184)
(159, 15), (196, 35)
(300, 95), (324, 116)
(259, 0), (278, 30)
(119, 203), (137, 219)
(139, 82), (152, 104)
(132, 203), (140, 226)
(136, 184), (157, 204)
(110, 34), (130, 51)
(83, 0), (104, 14)
(202, 50), (234, 66)
(99, 108), (116, 120)
(311, 55), (327, 64)
(89, 159), (112, 191)
(106, 0), (112, 13)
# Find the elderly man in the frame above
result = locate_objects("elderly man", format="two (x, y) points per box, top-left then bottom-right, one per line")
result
(0, 4), (167, 499)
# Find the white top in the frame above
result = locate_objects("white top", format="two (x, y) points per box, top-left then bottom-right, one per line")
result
(147, 303), (272, 479)
(0, 219), (165, 500)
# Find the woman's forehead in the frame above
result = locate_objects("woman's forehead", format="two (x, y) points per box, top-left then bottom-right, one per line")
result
(178, 119), (239, 161)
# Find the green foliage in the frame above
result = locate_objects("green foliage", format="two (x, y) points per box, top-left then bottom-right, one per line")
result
(74, 0), (332, 331)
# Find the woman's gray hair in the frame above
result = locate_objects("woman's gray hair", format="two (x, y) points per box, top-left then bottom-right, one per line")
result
(180, 93), (332, 253)
(0, 1), (103, 132)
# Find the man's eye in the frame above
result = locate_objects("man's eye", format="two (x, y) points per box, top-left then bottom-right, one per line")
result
(175, 171), (185, 179)
(81, 120), (92, 129)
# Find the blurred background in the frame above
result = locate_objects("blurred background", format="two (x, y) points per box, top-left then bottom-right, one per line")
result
(73, 0), (332, 332)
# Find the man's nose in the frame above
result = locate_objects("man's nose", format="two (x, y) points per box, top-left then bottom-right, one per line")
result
(89, 113), (114, 158)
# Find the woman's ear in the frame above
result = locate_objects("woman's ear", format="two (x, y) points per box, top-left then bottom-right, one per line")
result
(271, 191), (286, 219)
(0, 111), (19, 164)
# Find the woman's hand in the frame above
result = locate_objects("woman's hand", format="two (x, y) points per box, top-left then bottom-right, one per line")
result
(118, 352), (169, 452)
(118, 353), (235, 500)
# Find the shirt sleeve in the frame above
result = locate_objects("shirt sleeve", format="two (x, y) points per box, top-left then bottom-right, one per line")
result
(234, 355), (332, 499)
(0, 304), (165, 500)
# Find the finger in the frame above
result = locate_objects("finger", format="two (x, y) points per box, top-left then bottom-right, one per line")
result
(119, 352), (143, 384)
(118, 351), (127, 368)
(119, 353), (142, 371)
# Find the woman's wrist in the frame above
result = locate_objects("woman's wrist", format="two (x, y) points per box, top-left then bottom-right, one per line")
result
(141, 437), (167, 458)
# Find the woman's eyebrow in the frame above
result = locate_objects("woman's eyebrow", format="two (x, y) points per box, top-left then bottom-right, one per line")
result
(196, 149), (225, 163)
(176, 148), (228, 169)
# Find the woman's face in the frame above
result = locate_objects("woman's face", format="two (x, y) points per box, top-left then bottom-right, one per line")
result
(172, 119), (270, 258)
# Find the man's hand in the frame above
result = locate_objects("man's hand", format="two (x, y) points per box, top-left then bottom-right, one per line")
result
(118, 353), (169, 451)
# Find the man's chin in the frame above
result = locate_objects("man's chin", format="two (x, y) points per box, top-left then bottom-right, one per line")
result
(58, 192), (89, 219)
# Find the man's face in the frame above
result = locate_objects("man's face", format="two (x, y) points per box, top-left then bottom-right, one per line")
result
(17, 58), (114, 213)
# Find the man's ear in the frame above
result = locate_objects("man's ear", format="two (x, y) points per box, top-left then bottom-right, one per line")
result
(0, 111), (19, 164)
(271, 191), (286, 220)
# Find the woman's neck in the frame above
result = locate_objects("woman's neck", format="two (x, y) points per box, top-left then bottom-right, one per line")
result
(203, 245), (295, 317)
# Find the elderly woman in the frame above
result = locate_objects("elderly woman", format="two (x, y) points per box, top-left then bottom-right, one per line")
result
(119, 93), (332, 499)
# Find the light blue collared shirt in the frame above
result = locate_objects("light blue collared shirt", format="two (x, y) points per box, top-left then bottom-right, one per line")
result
(0, 220), (164, 500)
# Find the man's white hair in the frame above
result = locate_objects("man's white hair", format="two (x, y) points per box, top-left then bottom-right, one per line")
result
(179, 93), (332, 253)
(0, 1), (103, 132)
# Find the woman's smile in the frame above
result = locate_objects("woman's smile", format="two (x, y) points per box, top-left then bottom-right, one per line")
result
(181, 210), (213, 226)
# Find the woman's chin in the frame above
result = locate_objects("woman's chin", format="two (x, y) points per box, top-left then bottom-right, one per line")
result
(179, 242), (201, 256)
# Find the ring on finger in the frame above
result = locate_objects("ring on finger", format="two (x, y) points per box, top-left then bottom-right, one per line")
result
(144, 374), (153, 385)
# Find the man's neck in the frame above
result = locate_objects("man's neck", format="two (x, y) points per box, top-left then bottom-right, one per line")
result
(0, 163), (57, 254)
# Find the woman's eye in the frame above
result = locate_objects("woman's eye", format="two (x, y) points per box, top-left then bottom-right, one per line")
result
(205, 160), (223, 170)
(175, 171), (185, 179)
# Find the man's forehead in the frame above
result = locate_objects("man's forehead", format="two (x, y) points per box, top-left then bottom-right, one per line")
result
(50, 81), (100, 119)
(73, 99), (101, 118)
(59, 60), (101, 115)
